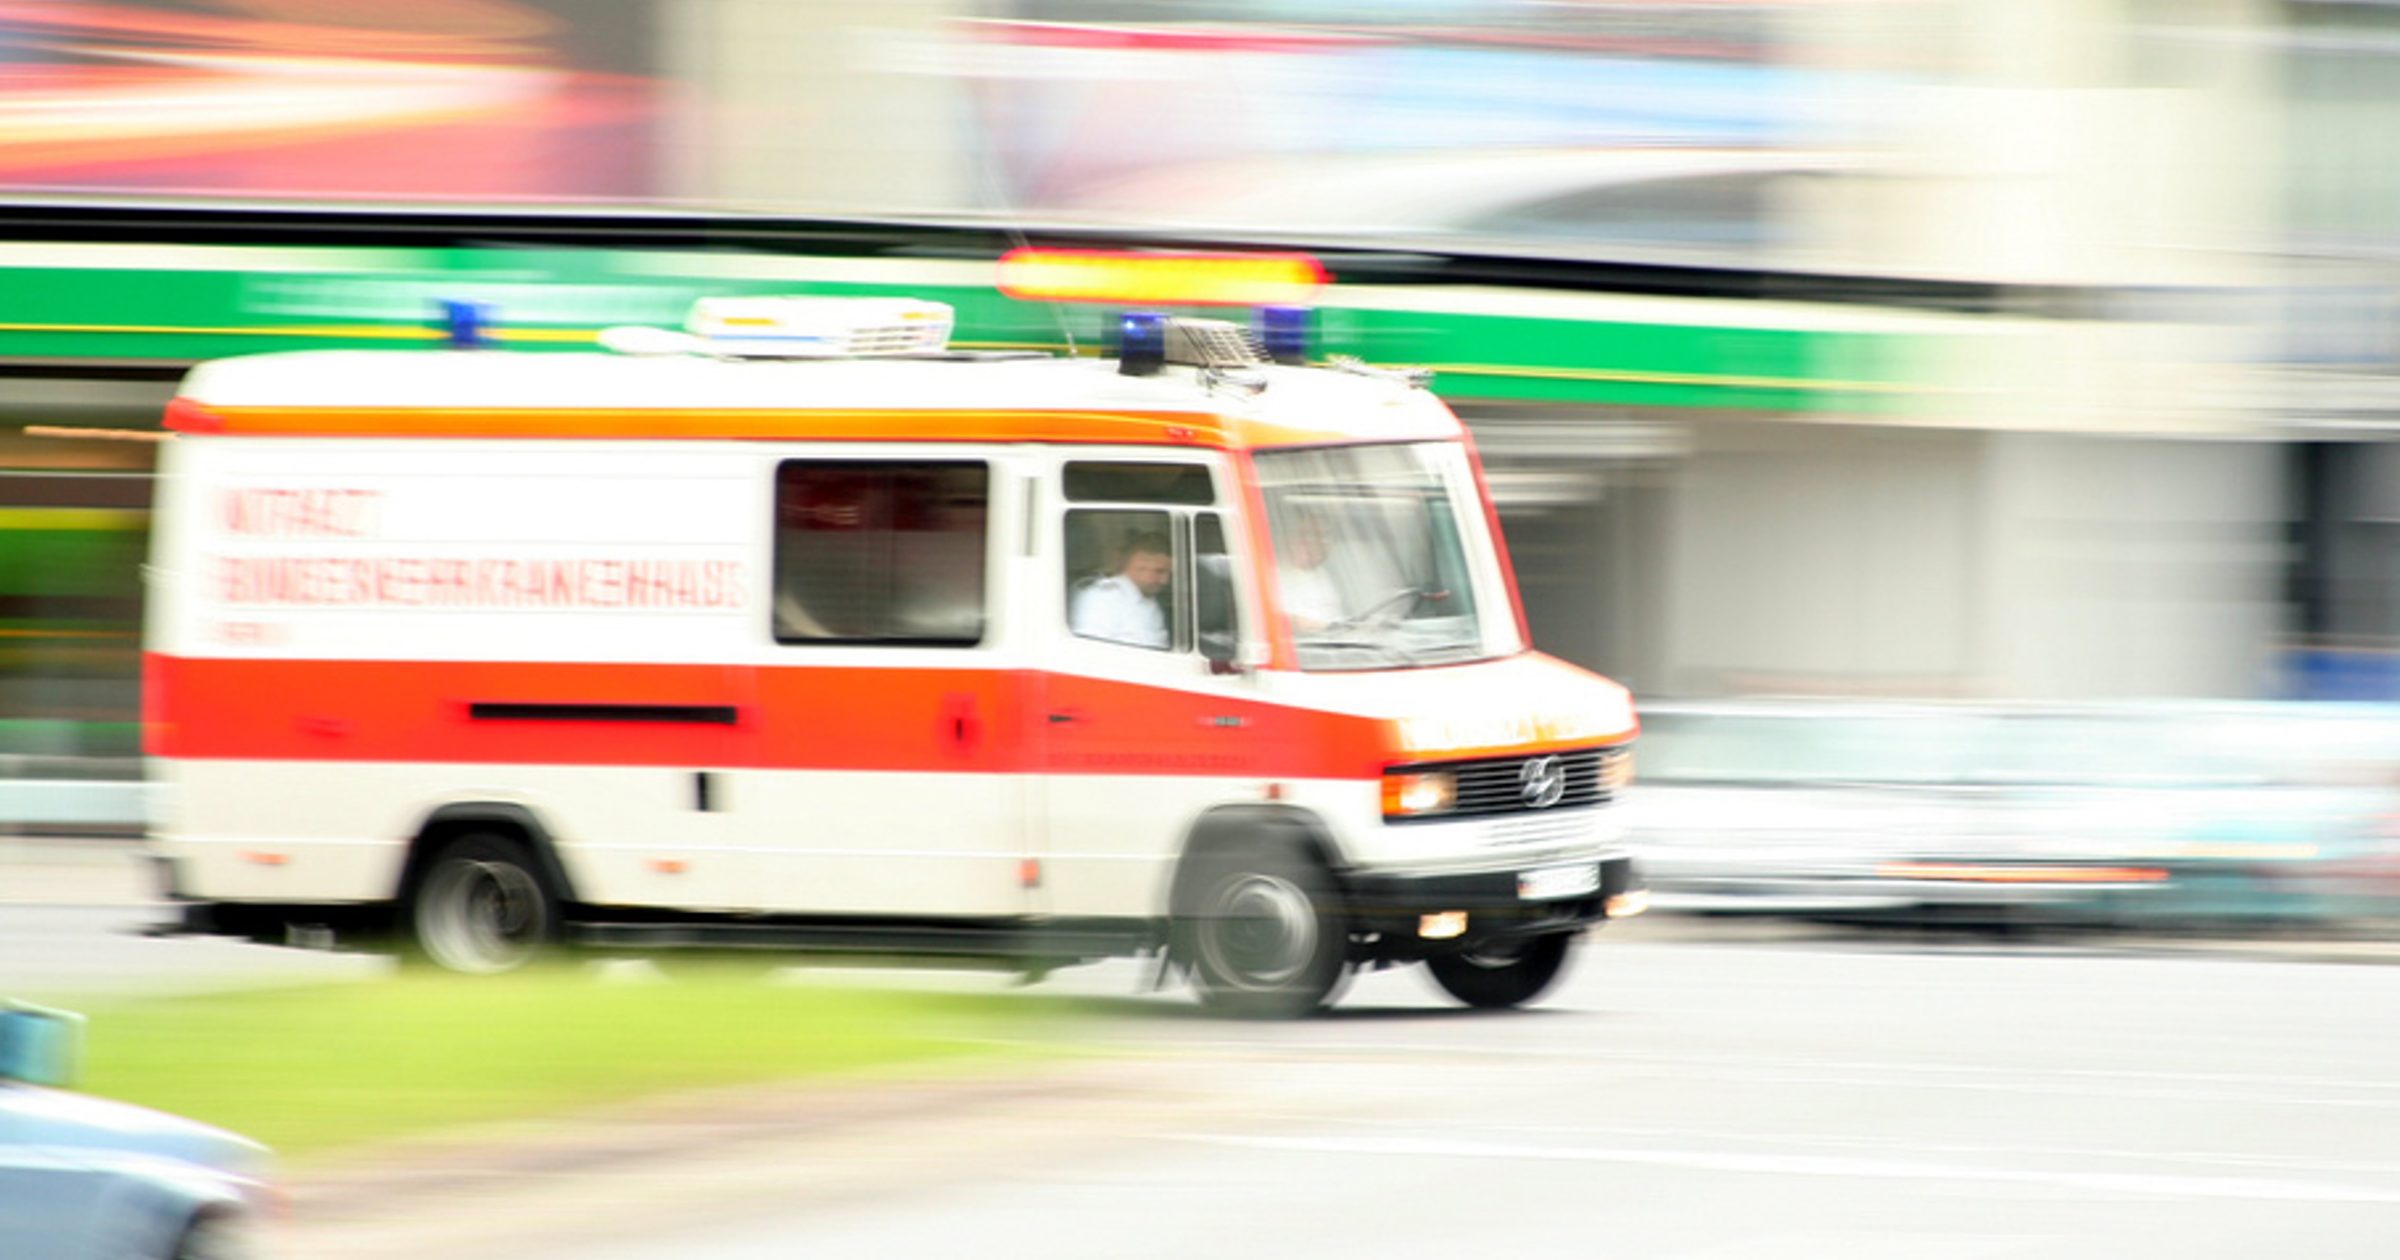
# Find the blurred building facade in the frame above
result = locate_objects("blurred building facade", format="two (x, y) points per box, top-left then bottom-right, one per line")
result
(1467, 0), (2296, 701)
(10, 0), (2400, 764)
(651, 0), (2386, 703)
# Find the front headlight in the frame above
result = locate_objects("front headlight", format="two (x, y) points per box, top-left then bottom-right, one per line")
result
(1598, 746), (1636, 793)
(1382, 770), (1457, 819)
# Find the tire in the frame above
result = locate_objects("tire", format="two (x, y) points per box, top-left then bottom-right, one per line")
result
(409, 833), (559, 974)
(1184, 844), (1346, 1018)
(174, 1211), (261, 1260)
(1426, 930), (1576, 1009)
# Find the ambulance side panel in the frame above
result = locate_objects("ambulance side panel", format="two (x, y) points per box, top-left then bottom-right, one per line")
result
(147, 438), (762, 910)
(711, 449), (1034, 918)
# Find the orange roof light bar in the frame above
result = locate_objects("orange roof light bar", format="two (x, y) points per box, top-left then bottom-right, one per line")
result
(997, 248), (1327, 307)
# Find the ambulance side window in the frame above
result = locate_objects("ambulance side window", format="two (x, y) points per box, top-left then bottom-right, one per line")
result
(773, 461), (987, 646)
(1064, 509), (1179, 652)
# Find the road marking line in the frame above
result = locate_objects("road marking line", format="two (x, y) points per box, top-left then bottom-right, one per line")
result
(1169, 1132), (2400, 1204)
(1170, 1040), (2400, 1099)
(1326, 1115), (2400, 1180)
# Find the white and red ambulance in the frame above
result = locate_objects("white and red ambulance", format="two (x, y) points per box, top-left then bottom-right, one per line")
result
(142, 290), (1641, 1014)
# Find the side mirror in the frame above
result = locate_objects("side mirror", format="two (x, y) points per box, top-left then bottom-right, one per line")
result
(0, 1003), (84, 1088)
(1199, 630), (1240, 673)
(1194, 555), (1246, 675)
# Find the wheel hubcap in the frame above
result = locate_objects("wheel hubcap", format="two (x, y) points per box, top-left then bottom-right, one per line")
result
(425, 859), (544, 972)
(1201, 873), (1317, 989)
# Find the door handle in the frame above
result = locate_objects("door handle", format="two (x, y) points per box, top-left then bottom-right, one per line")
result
(1047, 709), (1086, 725)
(941, 693), (984, 750)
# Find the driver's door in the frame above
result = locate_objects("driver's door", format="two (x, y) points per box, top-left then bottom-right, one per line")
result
(1036, 461), (1272, 919)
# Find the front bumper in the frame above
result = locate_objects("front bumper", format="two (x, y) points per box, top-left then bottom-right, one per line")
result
(1341, 855), (1642, 956)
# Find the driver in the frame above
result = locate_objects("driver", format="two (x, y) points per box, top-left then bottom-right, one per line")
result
(1276, 511), (1345, 633)
(1070, 530), (1171, 649)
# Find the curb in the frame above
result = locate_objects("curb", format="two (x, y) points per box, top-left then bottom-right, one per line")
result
(286, 1054), (1129, 1216)
(277, 1051), (1228, 1260)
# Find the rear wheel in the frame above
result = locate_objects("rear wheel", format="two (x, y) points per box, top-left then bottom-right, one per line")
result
(1185, 845), (1345, 1018)
(410, 833), (558, 974)
(1426, 931), (1576, 1009)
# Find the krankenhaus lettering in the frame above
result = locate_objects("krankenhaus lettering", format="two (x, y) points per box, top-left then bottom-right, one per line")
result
(211, 555), (745, 611)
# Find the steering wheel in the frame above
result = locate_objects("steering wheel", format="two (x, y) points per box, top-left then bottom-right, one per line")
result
(1333, 585), (1441, 632)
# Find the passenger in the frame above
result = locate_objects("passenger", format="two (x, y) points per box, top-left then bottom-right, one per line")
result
(1070, 530), (1171, 648)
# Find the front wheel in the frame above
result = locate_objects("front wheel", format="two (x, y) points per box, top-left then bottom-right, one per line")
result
(173, 1211), (262, 1260)
(410, 834), (559, 974)
(1185, 847), (1346, 1018)
(1426, 931), (1576, 1009)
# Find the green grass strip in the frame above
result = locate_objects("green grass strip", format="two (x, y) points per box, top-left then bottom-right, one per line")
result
(72, 965), (1060, 1161)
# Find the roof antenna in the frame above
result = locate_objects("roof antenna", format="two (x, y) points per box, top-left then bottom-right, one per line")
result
(1021, 227), (1079, 359)
(967, 104), (1076, 359)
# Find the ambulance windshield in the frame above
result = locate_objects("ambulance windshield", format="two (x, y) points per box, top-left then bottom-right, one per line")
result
(1255, 441), (1516, 672)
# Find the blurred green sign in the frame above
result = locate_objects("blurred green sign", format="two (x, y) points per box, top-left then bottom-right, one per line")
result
(0, 243), (1938, 416)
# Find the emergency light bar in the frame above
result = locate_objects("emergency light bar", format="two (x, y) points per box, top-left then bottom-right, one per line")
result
(1117, 313), (1271, 378)
(687, 297), (954, 357)
(597, 297), (959, 360)
(440, 299), (495, 349)
(1258, 305), (1310, 365)
(1119, 312), (1168, 376)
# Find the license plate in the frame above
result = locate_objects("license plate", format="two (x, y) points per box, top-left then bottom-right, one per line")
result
(1518, 863), (1600, 901)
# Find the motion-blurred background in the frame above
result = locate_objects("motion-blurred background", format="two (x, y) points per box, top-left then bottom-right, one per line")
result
(7, 0), (2400, 929)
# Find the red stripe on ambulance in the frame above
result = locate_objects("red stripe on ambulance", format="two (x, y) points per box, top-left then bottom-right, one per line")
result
(143, 654), (1401, 779)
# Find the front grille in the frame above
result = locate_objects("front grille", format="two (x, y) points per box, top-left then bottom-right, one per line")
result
(1394, 745), (1627, 823)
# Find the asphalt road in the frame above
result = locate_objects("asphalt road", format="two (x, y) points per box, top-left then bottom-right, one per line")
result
(12, 843), (2400, 1258)
(0, 839), (385, 999)
(459, 937), (2400, 1260)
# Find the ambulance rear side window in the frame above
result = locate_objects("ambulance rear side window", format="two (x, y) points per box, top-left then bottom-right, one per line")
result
(773, 461), (988, 646)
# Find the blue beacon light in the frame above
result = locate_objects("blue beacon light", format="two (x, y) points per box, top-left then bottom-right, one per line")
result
(1258, 305), (1311, 365)
(1118, 311), (1168, 377)
(440, 299), (495, 349)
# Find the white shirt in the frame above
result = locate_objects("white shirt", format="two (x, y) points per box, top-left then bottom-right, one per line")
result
(1278, 562), (1345, 630)
(1069, 574), (1167, 649)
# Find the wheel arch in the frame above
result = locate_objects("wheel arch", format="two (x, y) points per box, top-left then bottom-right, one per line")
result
(85, 1166), (251, 1260)
(173, 1199), (260, 1260)
(396, 802), (580, 906)
(1164, 802), (1347, 929)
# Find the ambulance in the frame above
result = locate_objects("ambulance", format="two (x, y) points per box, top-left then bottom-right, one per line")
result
(142, 281), (1642, 1015)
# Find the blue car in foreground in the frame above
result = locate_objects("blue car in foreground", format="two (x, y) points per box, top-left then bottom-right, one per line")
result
(0, 1003), (277, 1259)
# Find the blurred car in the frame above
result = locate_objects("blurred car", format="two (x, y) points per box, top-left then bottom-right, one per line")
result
(1625, 700), (2400, 930)
(1622, 702), (2009, 918)
(0, 1003), (277, 1259)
